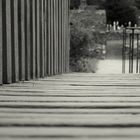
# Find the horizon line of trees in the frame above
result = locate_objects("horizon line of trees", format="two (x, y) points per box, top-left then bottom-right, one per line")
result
(70, 0), (140, 26)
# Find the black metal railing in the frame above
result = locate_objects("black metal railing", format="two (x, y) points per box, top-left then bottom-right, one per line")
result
(122, 27), (140, 73)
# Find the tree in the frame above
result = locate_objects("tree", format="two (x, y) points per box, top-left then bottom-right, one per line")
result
(105, 0), (138, 26)
(70, 0), (81, 9)
(135, 0), (140, 9)
(87, 0), (105, 6)
(87, 0), (105, 9)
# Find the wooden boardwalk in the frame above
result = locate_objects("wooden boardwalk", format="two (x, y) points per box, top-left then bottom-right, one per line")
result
(1, 73), (140, 140)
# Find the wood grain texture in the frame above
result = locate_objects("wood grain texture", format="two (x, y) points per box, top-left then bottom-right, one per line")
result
(1, 73), (140, 139)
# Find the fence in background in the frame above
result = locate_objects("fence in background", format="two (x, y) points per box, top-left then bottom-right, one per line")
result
(122, 27), (140, 73)
(0, 0), (70, 84)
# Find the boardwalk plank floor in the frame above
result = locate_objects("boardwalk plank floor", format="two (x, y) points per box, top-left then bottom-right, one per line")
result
(0, 73), (140, 140)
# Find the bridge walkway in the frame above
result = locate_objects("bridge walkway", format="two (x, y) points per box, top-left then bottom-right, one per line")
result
(0, 73), (140, 140)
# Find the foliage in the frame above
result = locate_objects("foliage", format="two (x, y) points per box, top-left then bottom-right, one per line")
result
(70, 0), (81, 9)
(87, 0), (105, 9)
(135, 0), (140, 9)
(105, 0), (138, 26)
(70, 25), (91, 61)
(70, 57), (98, 73)
(70, 8), (106, 72)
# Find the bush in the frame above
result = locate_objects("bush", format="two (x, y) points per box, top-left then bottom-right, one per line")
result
(70, 9), (107, 72)
(70, 57), (98, 73)
(70, 24), (92, 60)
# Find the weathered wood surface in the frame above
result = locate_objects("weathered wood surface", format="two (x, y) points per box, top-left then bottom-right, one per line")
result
(0, 73), (140, 139)
(0, 0), (70, 84)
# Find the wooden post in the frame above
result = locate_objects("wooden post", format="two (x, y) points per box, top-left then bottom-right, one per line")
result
(25, 0), (31, 80)
(18, 0), (25, 81)
(3, 0), (12, 83)
(50, 0), (54, 75)
(62, 0), (65, 73)
(64, 0), (67, 73)
(0, 0), (2, 84)
(53, 0), (57, 75)
(30, 0), (36, 79)
(58, 0), (62, 74)
(47, 0), (51, 75)
(44, 0), (47, 76)
(66, 0), (70, 73)
(11, 0), (19, 82)
(36, 0), (40, 78)
(40, 0), (45, 77)
(55, 0), (59, 74)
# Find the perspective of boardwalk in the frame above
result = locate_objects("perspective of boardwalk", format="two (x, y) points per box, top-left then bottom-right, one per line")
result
(0, 73), (140, 140)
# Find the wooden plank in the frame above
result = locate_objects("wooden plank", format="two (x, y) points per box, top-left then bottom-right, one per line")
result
(1, 101), (140, 108)
(1, 73), (140, 139)
(1, 114), (140, 125)
(0, 0), (2, 84)
(2, 96), (140, 102)
(1, 108), (140, 115)
(30, 0), (36, 79)
(0, 127), (140, 139)
(11, 0), (19, 82)
(2, 0), (12, 84)
(18, 0), (25, 81)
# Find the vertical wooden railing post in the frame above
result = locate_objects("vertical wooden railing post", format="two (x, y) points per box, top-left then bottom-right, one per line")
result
(66, 0), (70, 73)
(11, 0), (19, 82)
(30, 0), (36, 79)
(53, 0), (57, 75)
(18, 0), (25, 81)
(36, 0), (40, 78)
(0, 0), (2, 84)
(0, 0), (70, 84)
(50, 0), (54, 75)
(62, 0), (65, 73)
(47, 0), (51, 75)
(40, 0), (45, 77)
(55, 0), (59, 74)
(25, 0), (31, 80)
(58, 0), (62, 74)
(44, 0), (47, 76)
(3, 0), (12, 83)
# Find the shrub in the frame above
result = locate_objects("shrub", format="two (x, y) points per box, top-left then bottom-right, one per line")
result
(70, 8), (107, 72)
